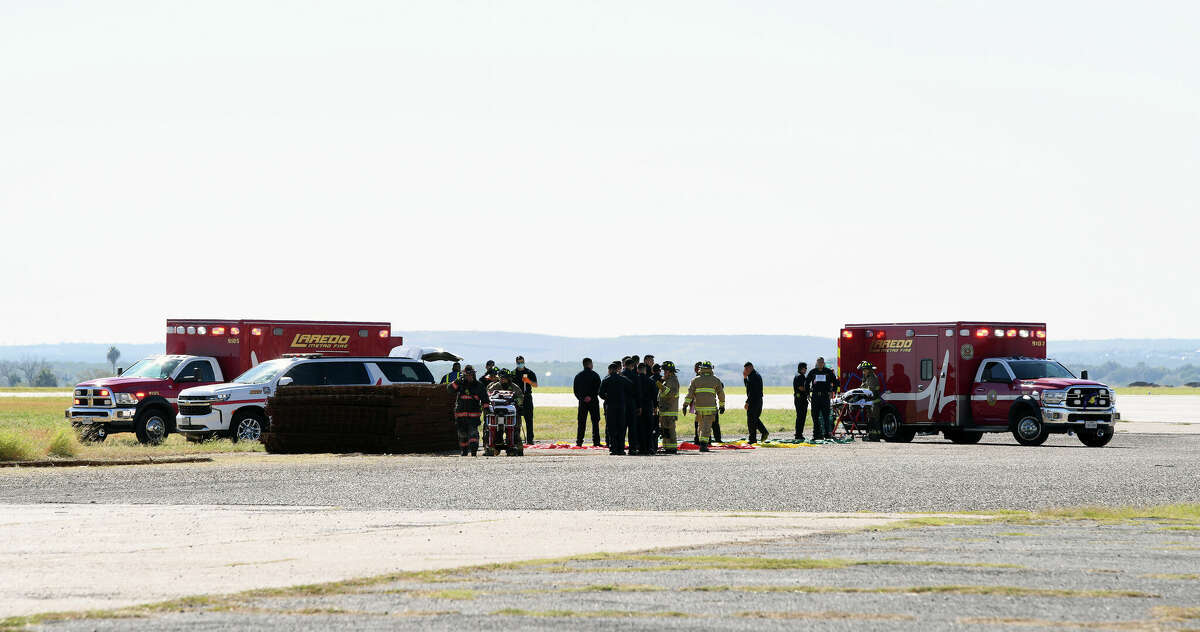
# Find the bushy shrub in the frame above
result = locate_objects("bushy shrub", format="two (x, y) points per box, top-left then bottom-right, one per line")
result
(0, 431), (37, 461)
(46, 429), (79, 458)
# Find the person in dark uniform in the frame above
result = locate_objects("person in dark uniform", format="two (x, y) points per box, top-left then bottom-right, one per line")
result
(572, 357), (602, 447)
(806, 357), (839, 441)
(691, 361), (723, 443)
(512, 355), (538, 444)
(620, 358), (643, 453)
(480, 360), (498, 386)
(743, 362), (769, 443)
(634, 362), (656, 454)
(599, 361), (632, 455)
(792, 362), (809, 441)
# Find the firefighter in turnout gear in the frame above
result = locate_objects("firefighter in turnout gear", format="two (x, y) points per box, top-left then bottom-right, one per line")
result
(682, 361), (725, 452)
(657, 361), (681, 453)
(447, 365), (489, 456)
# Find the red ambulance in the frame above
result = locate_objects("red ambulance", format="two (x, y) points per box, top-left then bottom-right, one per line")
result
(837, 321), (1118, 447)
(66, 319), (400, 444)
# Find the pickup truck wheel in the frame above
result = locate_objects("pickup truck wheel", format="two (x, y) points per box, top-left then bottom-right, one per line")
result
(230, 411), (268, 443)
(1078, 426), (1114, 447)
(945, 428), (983, 444)
(75, 424), (107, 443)
(134, 409), (169, 445)
(880, 411), (915, 442)
(1012, 413), (1048, 446)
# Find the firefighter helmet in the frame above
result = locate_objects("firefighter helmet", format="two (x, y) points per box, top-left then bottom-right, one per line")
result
(661, 361), (678, 373)
(857, 361), (876, 371)
(699, 361), (714, 372)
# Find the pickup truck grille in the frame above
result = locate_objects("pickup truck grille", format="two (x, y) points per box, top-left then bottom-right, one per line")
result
(178, 404), (212, 416)
(73, 388), (113, 408)
(1066, 388), (1110, 409)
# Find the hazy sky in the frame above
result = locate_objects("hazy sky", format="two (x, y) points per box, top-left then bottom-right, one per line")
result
(2, 1), (1197, 345)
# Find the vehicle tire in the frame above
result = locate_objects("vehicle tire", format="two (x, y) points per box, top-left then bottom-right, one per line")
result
(880, 410), (914, 443)
(75, 424), (107, 443)
(1078, 425), (1114, 447)
(134, 408), (169, 445)
(1011, 412), (1049, 446)
(945, 428), (983, 444)
(229, 410), (268, 444)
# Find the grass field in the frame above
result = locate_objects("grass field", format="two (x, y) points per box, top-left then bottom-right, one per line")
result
(0, 397), (262, 461)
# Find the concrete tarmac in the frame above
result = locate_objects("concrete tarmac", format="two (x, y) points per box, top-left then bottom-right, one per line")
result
(0, 506), (929, 617)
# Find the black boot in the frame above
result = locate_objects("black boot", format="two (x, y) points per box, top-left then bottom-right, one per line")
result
(699, 442), (710, 453)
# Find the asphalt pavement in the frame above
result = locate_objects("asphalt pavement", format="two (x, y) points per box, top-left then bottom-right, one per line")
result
(2, 433), (1196, 513)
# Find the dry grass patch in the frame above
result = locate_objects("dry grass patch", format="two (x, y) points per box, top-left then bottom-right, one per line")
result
(681, 585), (1156, 598)
(958, 616), (1163, 630)
(0, 431), (37, 461)
(558, 584), (667, 592)
(1141, 573), (1200, 581)
(492, 608), (692, 619)
(1152, 606), (1200, 621)
(411, 589), (477, 600)
(738, 610), (914, 621)
(44, 429), (79, 458)
(549, 553), (1022, 573)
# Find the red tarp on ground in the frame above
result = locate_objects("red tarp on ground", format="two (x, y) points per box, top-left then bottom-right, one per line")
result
(524, 442), (754, 451)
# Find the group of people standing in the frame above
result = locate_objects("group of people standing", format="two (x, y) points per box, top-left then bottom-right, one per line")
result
(448, 353), (849, 456)
(573, 356), (778, 455)
(791, 357), (840, 442)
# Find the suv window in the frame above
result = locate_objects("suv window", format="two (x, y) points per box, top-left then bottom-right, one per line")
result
(178, 361), (215, 383)
(323, 362), (371, 385)
(283, 362), (325, 386)
(984, 362), (1011, 383)
(283, 362), (372, 386)
(377, 361), (434, 383)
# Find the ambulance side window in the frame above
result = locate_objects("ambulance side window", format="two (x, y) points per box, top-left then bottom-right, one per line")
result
(179, 361), (215, 383)
(983, 362), (1011, 383)
(920, 359), (933, 381)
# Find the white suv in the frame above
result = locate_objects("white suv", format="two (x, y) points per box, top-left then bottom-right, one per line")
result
(176, 356), (434, 442)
